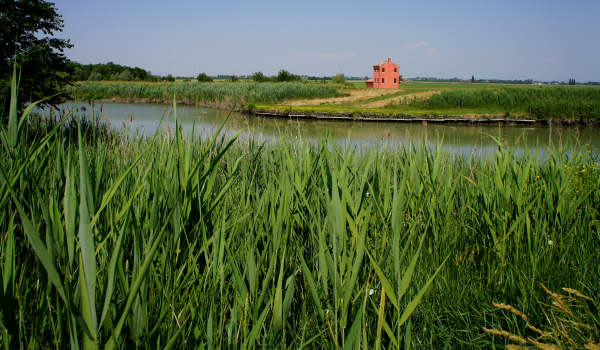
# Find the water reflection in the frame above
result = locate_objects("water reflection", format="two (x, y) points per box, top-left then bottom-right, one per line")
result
(43, 102), (599, 157)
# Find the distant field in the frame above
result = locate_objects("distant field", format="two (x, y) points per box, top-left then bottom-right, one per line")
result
(269, 82), (600, 119)
(68, 81), (346, 105)
(69, 81), (600, 119)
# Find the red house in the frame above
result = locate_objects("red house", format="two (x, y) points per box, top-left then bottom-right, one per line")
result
(366, 58), (400, 88)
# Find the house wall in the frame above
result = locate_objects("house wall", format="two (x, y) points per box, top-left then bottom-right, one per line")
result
(372, 58), (399, 89)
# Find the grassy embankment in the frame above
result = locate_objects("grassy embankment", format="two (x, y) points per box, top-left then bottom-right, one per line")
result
(262, 82), (600, 120)
(69, 81), (600, 120)
(68, 81), (346, 107)
(2, 83), (599, 347)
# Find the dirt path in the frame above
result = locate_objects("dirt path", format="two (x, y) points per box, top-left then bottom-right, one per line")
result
(358, 90), (441, 108)
(282, 89), (400, 106)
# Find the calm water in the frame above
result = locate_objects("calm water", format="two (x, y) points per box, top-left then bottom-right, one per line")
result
(44, 102), (600, 157)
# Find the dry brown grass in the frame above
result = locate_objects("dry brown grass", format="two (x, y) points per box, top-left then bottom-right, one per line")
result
(359, 90), (441, 108)
(281, 88), (399, 106)
(484, 284), (599, 350)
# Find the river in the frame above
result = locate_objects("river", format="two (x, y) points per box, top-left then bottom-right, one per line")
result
(43, 102), (600, 157)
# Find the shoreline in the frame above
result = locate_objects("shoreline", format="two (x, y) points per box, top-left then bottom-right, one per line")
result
(85, 97), (600, 126)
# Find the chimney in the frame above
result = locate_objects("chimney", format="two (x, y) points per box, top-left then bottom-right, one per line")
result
(388, 57), (391, 62)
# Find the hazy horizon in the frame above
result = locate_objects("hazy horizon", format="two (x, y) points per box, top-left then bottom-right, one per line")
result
(54, 0), (600, 82)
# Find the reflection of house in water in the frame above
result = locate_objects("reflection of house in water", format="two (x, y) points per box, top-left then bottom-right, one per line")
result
(366, 58), (400, 88)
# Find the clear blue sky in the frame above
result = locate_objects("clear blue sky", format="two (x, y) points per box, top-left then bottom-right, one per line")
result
(53, 0), (599, 81)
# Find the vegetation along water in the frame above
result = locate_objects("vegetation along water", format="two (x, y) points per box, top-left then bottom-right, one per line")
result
(68, 80), (600, 121)
(2, 1), (599, 348)
(2, 78), (599, 348)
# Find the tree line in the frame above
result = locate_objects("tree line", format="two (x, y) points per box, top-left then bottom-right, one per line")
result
(67, 61), (158, 81)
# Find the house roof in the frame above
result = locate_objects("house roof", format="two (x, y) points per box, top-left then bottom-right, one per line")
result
(366, 79), (374, 82)
(374, 59), (399, 67)
(374, 62), (398, 67)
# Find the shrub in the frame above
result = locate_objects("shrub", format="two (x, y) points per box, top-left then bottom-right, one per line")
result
(251, 71), (267, 82)
(115, 69), (134, 81)
(88, 71), (103, 81)
(332, 74), (345, 84)
(197, 72), (213, 82)
(277, 69), (301, 82)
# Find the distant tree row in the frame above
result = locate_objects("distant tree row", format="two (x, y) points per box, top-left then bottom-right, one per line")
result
(248, 70), (302, 83)
(67, 62), (160, 81)
(193, 70), (305, 83)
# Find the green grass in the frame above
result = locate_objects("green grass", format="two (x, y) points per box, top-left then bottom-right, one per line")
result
(68, 81), (600, 119)
(388, 85), (600, 119)
(255, 103), (516, 118)
(276, 82), (600, 119)
(1, 75), (599, 348)
(68, 81), (346, 106)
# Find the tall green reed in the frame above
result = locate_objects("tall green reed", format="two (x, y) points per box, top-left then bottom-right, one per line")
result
(1, 73), (598, 348)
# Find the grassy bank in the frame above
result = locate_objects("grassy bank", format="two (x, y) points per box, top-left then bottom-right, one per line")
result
(1, 97), (599, 348)
(387, 85), (600, 119)
(68, 81), (346, 106)
(67, 81), (600, 120)
(271, 82), (600, 119)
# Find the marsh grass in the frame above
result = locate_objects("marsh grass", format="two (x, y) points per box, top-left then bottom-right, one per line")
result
(1, 71), (599, 348)
(68, 81), (346, 106)
(386, 86), (600, 119)
(484, 284), (599, 349)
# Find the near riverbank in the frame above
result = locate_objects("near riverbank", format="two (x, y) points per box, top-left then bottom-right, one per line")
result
(68, 81), (600, 124)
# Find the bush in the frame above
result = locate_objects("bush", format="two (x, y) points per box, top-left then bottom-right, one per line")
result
(88, 71), (103, 81)
(332, 74), (345, 84)
(277, 69), (301, 82)
(115, 69), (134, 81)
(251, 71), (267, 82)
(197, 73), (213, 82)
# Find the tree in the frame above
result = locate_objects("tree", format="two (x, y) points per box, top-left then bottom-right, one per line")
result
(88, 71), (103, 81)
(1, 0), (73, 114)
(251, 71), (267, 82)
(197, 72), (213, 82)
(471, 75), (475, 83)
(332, 74), (345, 84)
(116, 69), (134, 81)
(277, 69), (300, 82)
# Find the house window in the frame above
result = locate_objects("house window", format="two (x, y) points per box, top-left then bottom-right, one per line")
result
(394, 68), (397, 72)
(382, 78), (385, 83)
(382, 68), (385, 72)
(394, 78), (397, 83)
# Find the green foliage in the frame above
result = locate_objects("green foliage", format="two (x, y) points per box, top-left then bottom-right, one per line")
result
(388, 86), (600, 118)
(277, 69), (301, 82)
(114, 69), (134, 81)
(197, 72), (213, 82)
(230, 75), (239, 82)
(2, 79), (599, 348)
(2, 102), (600, 348)
(164, 74), (175, 82)
(251, 71), (268, 82)
(0, 0), (72, 114)
(68, 61), (154, 81)
(88, 71), (103, 81)
(69, 81), (345, 105)
(332, 74), (346, 84)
